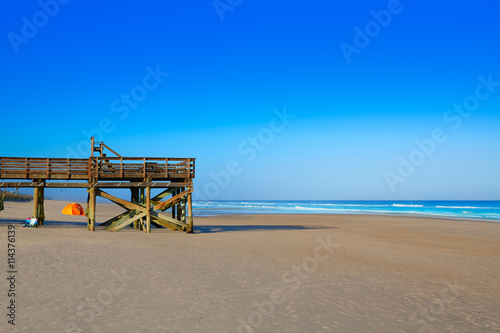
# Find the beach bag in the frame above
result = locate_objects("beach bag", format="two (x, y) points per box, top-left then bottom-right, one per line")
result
(22, 217), (38, 228)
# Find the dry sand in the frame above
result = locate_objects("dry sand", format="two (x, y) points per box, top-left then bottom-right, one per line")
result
(1, 200), (499, 332)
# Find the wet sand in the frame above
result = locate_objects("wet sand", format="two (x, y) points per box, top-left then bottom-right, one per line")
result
(1, 200), (499, 332)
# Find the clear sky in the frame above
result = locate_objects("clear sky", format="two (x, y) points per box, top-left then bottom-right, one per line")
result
(1, 0), (499, 201)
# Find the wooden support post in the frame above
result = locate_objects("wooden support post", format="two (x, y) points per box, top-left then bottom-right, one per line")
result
(39, 185), (45, 225)
(86, 192), (90, 230)
(172, 188), (177, 219)
(145, 185), (151, 233)
(152, 188), (177, 201)
(131, 188), (140, 229)
(140, 187), (145, 231)
(187, 191), (194, 233)
(87, 187), (96, 231)
(93, 186), (190, 232)
(181, 197), (186, 225)
(32, 181), (45, 226)
(33, 186), (39, 221)
(176, 188), (183, 221)
(131, 188), (140, 203)
(32, 179), (45, 225)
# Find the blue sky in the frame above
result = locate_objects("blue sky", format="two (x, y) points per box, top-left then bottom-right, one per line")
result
(1, 0), (499, 200)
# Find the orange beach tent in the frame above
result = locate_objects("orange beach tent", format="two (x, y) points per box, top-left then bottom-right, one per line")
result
(61, 203), (86, 216)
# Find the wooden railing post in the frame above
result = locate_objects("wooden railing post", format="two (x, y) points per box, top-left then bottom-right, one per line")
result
(87, 158), (91, 182)
(165, 158), (169, 179)
(90, 137), (95, 157)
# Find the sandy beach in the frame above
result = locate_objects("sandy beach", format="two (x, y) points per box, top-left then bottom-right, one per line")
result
(1, 200), (499, 332)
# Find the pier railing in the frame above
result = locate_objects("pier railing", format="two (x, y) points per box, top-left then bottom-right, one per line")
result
(0, 157), (195, 181)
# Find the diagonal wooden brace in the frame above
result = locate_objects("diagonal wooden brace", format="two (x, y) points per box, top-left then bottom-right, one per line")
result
(150, 211), (189, 231)
(107, 211), (147, 232)
(99, 211), (134, 227)
(152, 188), (177, 201)
(154, 188), (193, 211)
(97, 189), (147, 213)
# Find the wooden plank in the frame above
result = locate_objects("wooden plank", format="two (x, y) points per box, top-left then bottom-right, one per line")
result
(99, 211), (132, 227)
(150, 212), (186, 231)
(150, 216), (178, 231)
(101, 143), (122, 157)
(154, 188), (193, 211)
(150, 220), (162, 228)
(0, 181), (190, 188)
(152, 188), (177, 201)
(107, 212), (147, 232)
(151, 211), (189, 229)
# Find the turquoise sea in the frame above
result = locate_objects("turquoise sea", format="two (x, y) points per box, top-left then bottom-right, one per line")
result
(193, 200), (500, 221)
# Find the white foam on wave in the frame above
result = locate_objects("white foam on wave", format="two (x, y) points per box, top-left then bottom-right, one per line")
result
(293, 206), (363, 212)
(242, 204), (275, 209)
(436, 205), (496, 210)
(310, 203), (390, 207)
(239, 201), (278, 206)
(392, 204), (424, 208)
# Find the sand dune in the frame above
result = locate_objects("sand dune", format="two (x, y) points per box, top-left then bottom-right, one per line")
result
(1, 200), (499, 332)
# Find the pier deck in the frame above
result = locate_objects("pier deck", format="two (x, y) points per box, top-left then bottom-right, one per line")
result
(0, 138), (195, 233)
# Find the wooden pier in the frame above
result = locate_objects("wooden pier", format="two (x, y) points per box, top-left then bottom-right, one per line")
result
(0, 138), (195, 233)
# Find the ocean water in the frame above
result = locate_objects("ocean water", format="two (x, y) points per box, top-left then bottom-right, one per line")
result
(192, 200), (500, 221)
